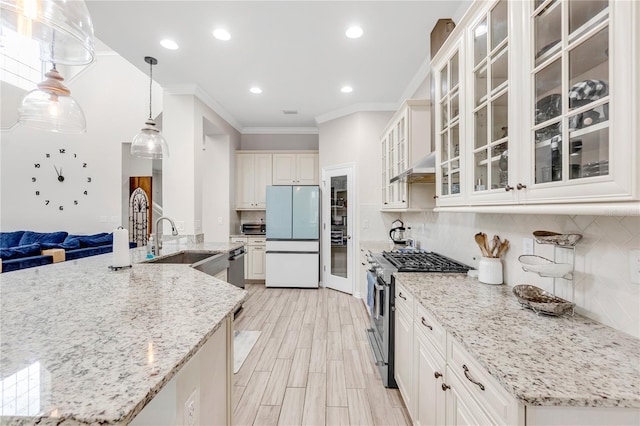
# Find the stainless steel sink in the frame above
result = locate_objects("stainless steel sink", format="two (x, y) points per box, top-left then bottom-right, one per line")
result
(144, 251), (229, 278)
(145, 251), (215, 264)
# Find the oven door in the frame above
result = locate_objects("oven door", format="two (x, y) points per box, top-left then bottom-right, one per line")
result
(367, 274), (397, 387)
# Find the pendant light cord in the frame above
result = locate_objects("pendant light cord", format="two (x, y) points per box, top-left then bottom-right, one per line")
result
(148, 59), (153, 120)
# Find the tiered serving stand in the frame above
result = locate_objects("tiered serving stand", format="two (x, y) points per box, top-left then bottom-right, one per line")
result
(513, 231), (582, 316)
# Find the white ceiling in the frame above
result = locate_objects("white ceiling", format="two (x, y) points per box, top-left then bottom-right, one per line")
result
(85, 1), (466, 133)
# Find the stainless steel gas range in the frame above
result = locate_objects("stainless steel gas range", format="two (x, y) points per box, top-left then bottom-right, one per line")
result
(366, 249), (471, 388)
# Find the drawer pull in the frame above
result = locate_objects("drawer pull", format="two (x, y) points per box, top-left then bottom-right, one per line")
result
(398, 293), (407, 300)
(421, 317), (433, 330)
(441, 383), (450, 391)
(462, 364), (485, 391)
(434, 371), (442, 379)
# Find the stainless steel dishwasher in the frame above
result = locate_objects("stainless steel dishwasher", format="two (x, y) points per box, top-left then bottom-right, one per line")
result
(228, 246), (246, 288)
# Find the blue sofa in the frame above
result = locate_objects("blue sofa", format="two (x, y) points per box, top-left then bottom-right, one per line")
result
(0, 231), (136, 273)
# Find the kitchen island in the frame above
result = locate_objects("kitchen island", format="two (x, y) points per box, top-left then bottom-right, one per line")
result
(0, 242), (247, 425)
(395, 272), (640, 425)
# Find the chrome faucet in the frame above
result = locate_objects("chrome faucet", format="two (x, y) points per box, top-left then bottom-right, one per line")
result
(154, 216), (179, 255)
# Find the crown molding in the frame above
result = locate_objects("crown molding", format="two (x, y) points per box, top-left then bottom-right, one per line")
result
(314, 102), (397, 124)
(163, 84), (243, 133)
(241, 127), (319, 135)
(399, 55), (431, 103)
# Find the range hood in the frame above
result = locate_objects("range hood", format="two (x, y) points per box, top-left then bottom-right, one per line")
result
(390, 152), (436, 184)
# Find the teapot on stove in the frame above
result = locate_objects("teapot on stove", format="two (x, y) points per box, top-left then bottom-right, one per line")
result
(389, 219), (407, 245)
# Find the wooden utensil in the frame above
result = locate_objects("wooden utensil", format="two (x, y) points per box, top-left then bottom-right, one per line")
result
(496, 239), (510, 258)
(491, 235), (501, 257)
(482, 233), (492, 257)
(475, 232), (490, 257)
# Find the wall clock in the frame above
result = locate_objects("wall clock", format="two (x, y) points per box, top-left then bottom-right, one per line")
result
(31, 148), (92, 211)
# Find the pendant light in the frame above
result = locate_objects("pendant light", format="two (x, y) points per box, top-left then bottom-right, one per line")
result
(0, 0), (95, 65)
(131, 56), (169, 159)
(18, 63), (87, 133)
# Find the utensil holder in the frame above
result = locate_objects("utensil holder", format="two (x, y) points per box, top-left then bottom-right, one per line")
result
(478, 257), (503, 285)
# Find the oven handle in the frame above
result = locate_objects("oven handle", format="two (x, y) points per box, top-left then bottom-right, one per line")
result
(374, 282), (384, 320)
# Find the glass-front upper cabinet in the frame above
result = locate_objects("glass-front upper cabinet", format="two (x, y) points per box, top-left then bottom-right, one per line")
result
(471, 0), (511, 200)
(531, 0), (610, 185)
(436, 47), (463, 202)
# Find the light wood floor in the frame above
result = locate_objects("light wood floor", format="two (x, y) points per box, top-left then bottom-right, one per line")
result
(232, 283), (411, 426)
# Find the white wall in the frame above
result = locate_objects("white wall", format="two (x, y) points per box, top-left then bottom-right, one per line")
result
(202, 133), (234, 242)
(240, 134), (318, 150)
(1, 52), (162, 233)
(161, 94), (240, 241)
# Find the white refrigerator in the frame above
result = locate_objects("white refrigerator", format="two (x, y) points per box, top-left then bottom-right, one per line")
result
(265, 185), (320, 288)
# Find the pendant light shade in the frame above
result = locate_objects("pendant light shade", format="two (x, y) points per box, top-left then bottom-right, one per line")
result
(18, 66), (86, 133)
(0, 0), (95, 65)
(131, 56), (169, 159)
(131, 119), (169, 159)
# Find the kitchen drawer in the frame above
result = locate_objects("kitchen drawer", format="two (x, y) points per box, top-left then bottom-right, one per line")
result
(447, 337), (520, 425)
(395, 283), (414, 313)
(414, 302), (446, 358)
(231, 237), (247, 243)
(248, 237), (266, 246)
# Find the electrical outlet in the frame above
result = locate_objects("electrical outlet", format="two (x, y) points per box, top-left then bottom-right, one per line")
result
(630, 249), (640, 285)
(522, 238), (534, 255)
(176, 221), (185, 231)
(217, 217), (223, 225)
(362, 219), (369, 229)
(184, 388), (199, 426)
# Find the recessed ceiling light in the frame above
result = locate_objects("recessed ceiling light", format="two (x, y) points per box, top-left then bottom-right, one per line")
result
(250, 87), (262, 94)
(341, 86), (353, 93)
(346, 26), (363, 39)
(213, 29), (231, 41)
(160, 39), (179, 50)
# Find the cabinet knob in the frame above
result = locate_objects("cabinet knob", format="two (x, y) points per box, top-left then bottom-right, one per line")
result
(517, 183), (527, 190)
(504, 185), (514, 192)
(434, 371), (442, 379)
(441, 383), (451, 391)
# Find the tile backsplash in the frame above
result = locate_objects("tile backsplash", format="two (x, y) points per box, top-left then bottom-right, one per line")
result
(400, 211), (640, 339)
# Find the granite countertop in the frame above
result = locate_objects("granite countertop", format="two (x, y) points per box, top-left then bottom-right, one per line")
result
(0, 242), (247, 425)
(396, 273), (640, 409)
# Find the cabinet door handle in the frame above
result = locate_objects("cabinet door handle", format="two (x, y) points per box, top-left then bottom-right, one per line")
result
(434, 371), (442, 379)
(504, 185), (514, 192)
(398, 292), (407, 300)
(433, 195), (439, 199)
(421, 317), (433, 330)
(462, 364), (485, 391)
(361, 262), (366, 266)
(441, 383), (450, 391)
(517, 183), (527, 190)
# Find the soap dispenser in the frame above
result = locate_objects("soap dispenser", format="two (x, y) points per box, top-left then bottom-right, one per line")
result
(146, 234), (155, 258)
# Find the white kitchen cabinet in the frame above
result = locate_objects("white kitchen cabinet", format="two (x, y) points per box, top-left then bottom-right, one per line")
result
(236, 152), (272, 210)
(272, 152), (319, 185)
(444, 365), (495, 426)
(396, 282), (522, 426)
(432, 0), (639, 209)
(394, 283), (415, 418)
(381, 100), (432, 211)
(247, 237), (266, 280)
(414, 322), (446, 426)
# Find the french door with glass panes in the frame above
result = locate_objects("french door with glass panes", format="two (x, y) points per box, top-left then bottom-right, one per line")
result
(322, 165), (354, 294)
